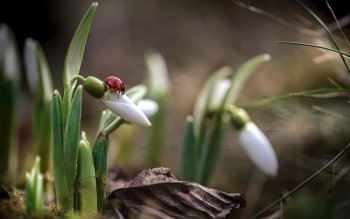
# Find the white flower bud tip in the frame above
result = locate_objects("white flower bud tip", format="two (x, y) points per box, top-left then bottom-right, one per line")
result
(238, 122), (278, 176)
(209, 79), (231, 111)
(101, 90), (151, 127)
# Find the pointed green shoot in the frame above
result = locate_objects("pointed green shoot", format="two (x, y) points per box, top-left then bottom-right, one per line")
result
(78, 132), (97, 217)
(0, 24), (21, 185)
(25, 156), (44, 218)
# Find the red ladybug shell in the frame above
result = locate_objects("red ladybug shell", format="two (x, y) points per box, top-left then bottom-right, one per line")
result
(104, 76), (125, 94)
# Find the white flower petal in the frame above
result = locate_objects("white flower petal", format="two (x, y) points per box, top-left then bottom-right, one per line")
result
(209, 79), (231, 111)
(238, 122), (278, 176)
(101, 91), (151, 127)
(137, 99), (159, 118)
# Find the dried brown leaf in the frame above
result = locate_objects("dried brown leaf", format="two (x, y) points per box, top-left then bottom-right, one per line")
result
(108, 167), (245, 219)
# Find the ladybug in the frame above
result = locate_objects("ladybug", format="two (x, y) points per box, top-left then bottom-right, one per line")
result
(104, 76), (125, 96)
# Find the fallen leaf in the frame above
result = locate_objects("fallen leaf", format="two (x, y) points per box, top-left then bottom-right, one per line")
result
(108, 167), (245, 218)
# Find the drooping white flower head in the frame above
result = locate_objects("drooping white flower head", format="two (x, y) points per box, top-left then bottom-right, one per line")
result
(137, 99), (159, 118)
(238, 122), (278, 176)
(101, 90), (151, 127)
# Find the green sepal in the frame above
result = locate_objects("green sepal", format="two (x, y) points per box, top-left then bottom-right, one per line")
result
(83, 76), (106, 98)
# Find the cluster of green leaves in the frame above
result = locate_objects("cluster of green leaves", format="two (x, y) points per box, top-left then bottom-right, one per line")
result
(51, 2), (97, 215)
(181, 54), (271, 185)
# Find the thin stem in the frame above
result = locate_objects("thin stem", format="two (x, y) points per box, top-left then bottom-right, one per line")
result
(277, 41), (350, 59)
(241, 88), (350, 108)
(251, 143), (350, 219)
(101, 118), (124, 136)
(71, 75), (86, 84)
(325, 0), (350, 48)
(294, 0), (350, 74)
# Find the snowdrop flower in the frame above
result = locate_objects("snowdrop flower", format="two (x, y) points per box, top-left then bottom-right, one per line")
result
(101, 90), (151, 127)
(137, 99), (159, 118)
(238, 122), (278, 176)
(81, 75), (151, 127)
(230, 107), (278, 176)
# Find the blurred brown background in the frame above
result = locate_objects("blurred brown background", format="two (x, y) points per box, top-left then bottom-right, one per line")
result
(2, 0), (350, 218)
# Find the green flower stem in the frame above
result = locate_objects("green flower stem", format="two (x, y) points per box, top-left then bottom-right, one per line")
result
(101, 118), (124, 136)
(78, 133), (97, 217)
(197, 116), (228, 185)
(71, 75), (86, 83)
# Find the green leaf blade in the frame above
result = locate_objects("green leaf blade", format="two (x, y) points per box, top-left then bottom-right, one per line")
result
(63, 86), (83, 196)
(63, 2), (98, 90)
(52, 90), (72, 212)
(180, 116), (197, 181)
(92, 135), (109, 212)
(223, 54), (271, 107)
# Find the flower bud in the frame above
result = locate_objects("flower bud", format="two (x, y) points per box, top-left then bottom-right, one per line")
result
(83, 76), (107, 98)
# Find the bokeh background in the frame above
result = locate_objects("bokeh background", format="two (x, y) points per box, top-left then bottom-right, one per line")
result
(1, 0), (350, 218)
